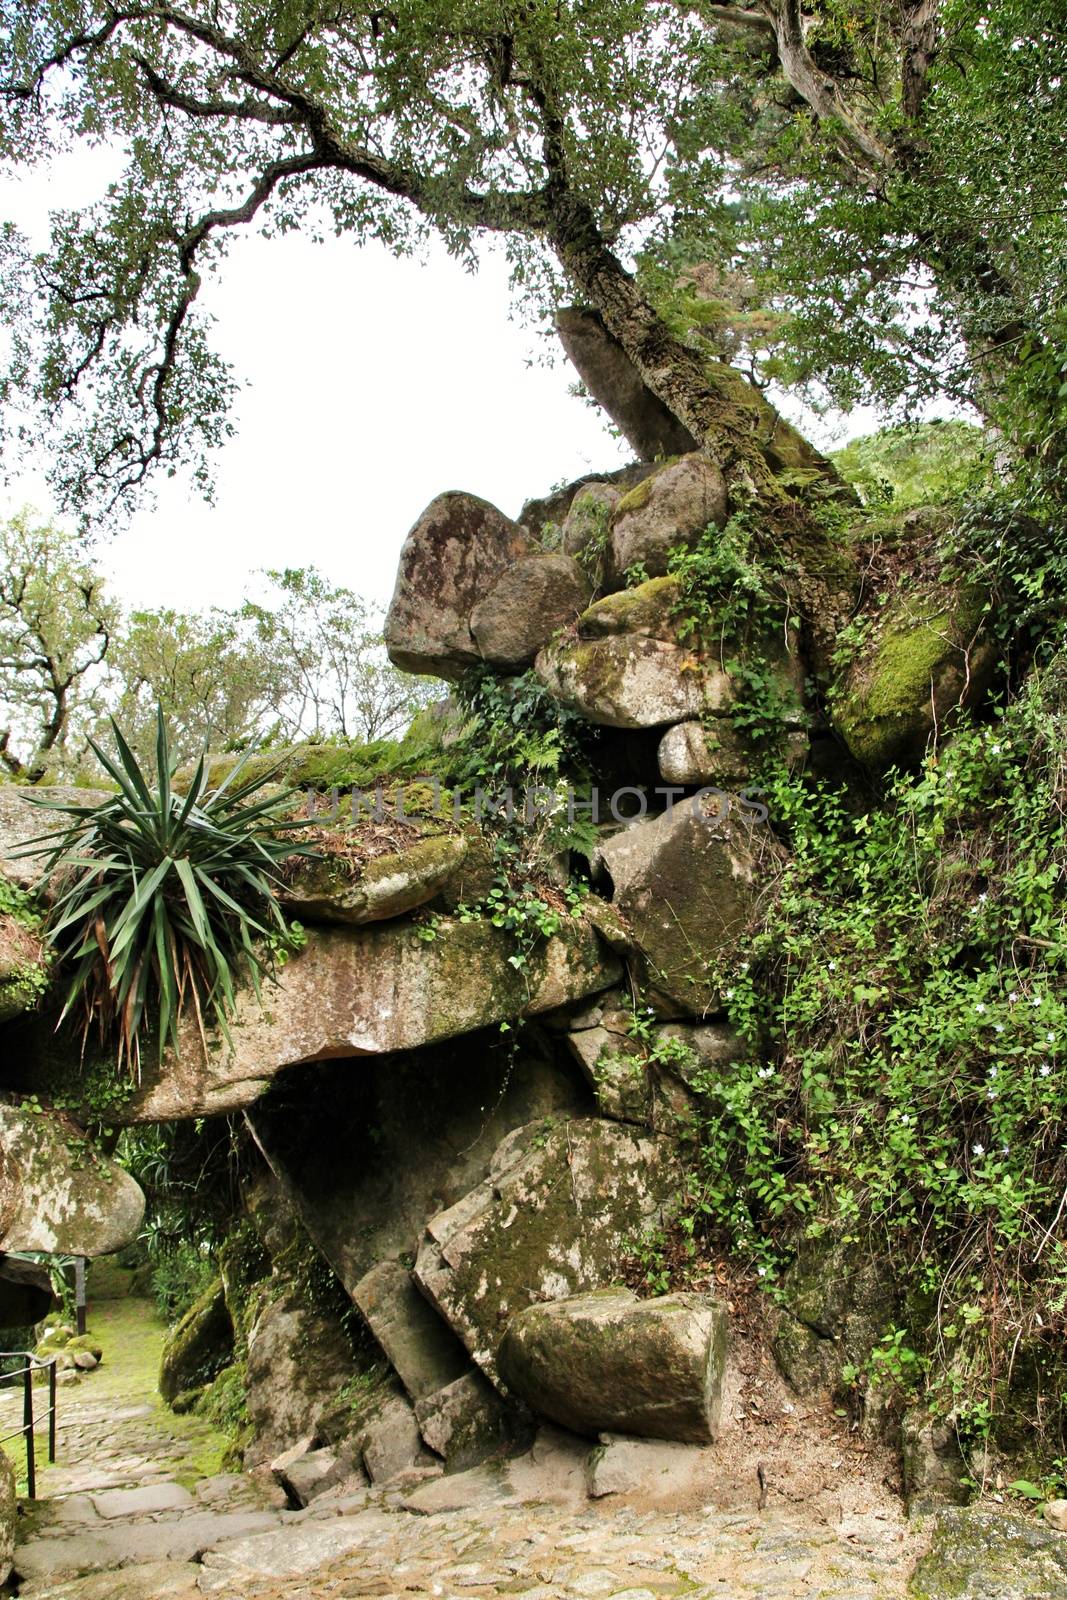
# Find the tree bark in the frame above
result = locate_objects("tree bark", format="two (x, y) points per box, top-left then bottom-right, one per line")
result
(545, 195), (858, 661)
(547, 195), (840, 498)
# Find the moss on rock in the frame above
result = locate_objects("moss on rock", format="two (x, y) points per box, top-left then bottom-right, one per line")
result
(578, 576), (681, 641)
(833, 582), (996, 768)
(908, 1507), (1067, 1598)
(159, 1278), (234, 1405)
(279, 831), (468, 926)
(0, 911), (48, 1021)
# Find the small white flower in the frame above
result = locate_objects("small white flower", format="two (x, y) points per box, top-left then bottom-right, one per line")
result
(994, 1023), (1004, 1034)
(972, 1142), (985, 1157)
(757, 1266), (767, 1278)
(991, 745), (1001, 755)
(740, 961), (749, 972)
(757, 1065), (775, 1080)
(1002, 1144), (1010, 1155)
(1047, 1031), (1056, 1042)
(978, 892), (988, 903)
(1032, 996), (1043, 1008)
(1009, 991), (1019, 1003)
(725, 988), (735, 1000)
(975, 1002), (987, 1014)
(828, 960), (837, 972)
(987, 1089), (997, 1100)
(988, 1066), (998, 1078)
(900, 1113), (911, 1126)
(1040, 1064), (1052, 1078)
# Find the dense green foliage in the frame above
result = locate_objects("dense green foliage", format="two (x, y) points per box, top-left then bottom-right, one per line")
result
(832, 422), (990, 510)
(27, 711), (308, 1076)
(646, 4), (1067, 480)
(649, 661), (1065, 1457)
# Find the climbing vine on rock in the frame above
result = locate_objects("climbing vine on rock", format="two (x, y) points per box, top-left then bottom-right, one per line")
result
(681, 661), (1067, 1456)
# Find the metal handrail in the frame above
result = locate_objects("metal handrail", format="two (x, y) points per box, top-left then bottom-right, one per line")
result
(0, 1353), (57, 1499)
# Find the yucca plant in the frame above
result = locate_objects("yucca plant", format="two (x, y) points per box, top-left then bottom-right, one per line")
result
(24, 709), (311, 1080)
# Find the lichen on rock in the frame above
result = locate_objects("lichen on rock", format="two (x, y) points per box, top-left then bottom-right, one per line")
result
(414, 1118), (682, 1384)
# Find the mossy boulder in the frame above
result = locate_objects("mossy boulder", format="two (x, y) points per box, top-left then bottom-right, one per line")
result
(242, 1291), (357, 1468)
(499, 1289), (728, 1442)
(384, 491), (537, 678)
(159, 1278), (234, 1405)
(562, 482), (625, 590)
(413, 1369), (525, 1473)
(537, 631), (733, 729)
(414, 1118), (682, 1385)
(611, 454), (728, 579)
(901, 1408), (969, 1513)
(278, 832), (468, 926)
(0, 1095), (145, 1256)
(772, 1232), (899, 1437)
(470, 553), (591, 670)
(578, 575), (682, 641)
(658, 719), (808, 787)
(539, 574), (806, 731)
(833, 582), (996, 768)
(595, 794), (766, 1015)
(908, 1507), (1067, 1598)
(519, 462), (654, 543)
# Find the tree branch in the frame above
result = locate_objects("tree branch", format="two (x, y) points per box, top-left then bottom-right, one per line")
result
(760, 0), (894, 174)
(900, 0), (942, 121)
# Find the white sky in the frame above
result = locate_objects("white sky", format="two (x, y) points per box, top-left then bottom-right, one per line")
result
(0, 149), (884, 618)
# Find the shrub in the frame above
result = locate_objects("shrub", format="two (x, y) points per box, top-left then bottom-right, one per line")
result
(25, 709), (310, 1078)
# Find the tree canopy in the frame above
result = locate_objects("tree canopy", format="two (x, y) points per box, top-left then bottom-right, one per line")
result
(0, 3), (1063, 519)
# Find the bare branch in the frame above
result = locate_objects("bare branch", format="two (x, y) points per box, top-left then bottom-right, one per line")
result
(693, 4), (775, 35)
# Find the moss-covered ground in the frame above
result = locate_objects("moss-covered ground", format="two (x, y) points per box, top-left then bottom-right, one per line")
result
(0, 1294), (236, 1502)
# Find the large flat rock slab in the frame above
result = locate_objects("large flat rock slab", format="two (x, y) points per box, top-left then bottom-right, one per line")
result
(196, 1509), (400, 1589)
(90, 1482), (194, 1519)
(16, 914), (618, 1125)
(17, 1561), (202, 1599)
(12, 1510), (281, 1585)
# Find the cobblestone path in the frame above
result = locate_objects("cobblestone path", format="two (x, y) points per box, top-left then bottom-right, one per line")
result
(0, 1297), (926, 1600)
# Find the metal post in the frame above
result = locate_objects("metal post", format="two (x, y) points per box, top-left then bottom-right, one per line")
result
(23, 1365), (35, 1500)
(75, 1257), (87, 1337)
(48, 1361), (56, 1463)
